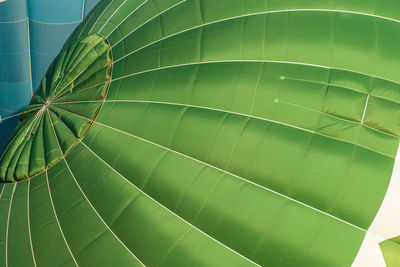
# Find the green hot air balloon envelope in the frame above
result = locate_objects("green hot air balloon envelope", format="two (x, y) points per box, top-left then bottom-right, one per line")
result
(1, 0), (400, 266)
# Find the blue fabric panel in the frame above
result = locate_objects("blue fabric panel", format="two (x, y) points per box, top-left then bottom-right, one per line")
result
(0, 0), (31, 151)
(0, 80), (31, 150)
(28, 0), (84, 22)
(30, 20), (81, 83)
(0, 81), (32, 117)
(0, 0), (28, 22)
(30, 20), (80, 54)
(31, 51), (55, 83)
(0, 20), (29, 53)
(0, 51), (30, 83)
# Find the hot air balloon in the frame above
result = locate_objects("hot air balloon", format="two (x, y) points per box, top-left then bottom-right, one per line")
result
(0, 0), (99, 149)
(1, 0), (400, 266)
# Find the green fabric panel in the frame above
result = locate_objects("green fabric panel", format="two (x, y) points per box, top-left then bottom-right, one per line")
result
(95, 100), (392, 229)
(65, 141), (255, 266)
(83, 0), (126, 35)
(104, 0), (184, 44)
(47, 110), (81, 154)
(364, 96), (400, 136)
(8, 182), (35, 267)
(380, 236), (400, 267)
(46, 160), (143, 266)
(107, 61), (399, 157)
(82, 122), (365, 266)
(98, 0), (177, 37)
(323, 85), (367, 122)
(29, 173), (75, 266)
(0, 183), (14, 267)
(43, 113), (63, 167)
(68, 0), (113, 41)
(28, 116), (46, 177)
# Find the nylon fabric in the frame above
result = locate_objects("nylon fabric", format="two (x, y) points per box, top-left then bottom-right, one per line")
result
(1, 0), (400, 266)
(380, 236), (400, 267)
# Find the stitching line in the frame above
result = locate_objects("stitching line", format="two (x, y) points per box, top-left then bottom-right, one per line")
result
(27, 180), (37, 267)
(5, 183), (16, 267)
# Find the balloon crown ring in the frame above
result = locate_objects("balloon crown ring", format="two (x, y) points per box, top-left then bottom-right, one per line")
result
(0, 34), (113, 182)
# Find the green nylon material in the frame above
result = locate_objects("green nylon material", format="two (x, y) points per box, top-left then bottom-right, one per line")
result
(1, 0), (400, 266)
(380, 236), (400, 267)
